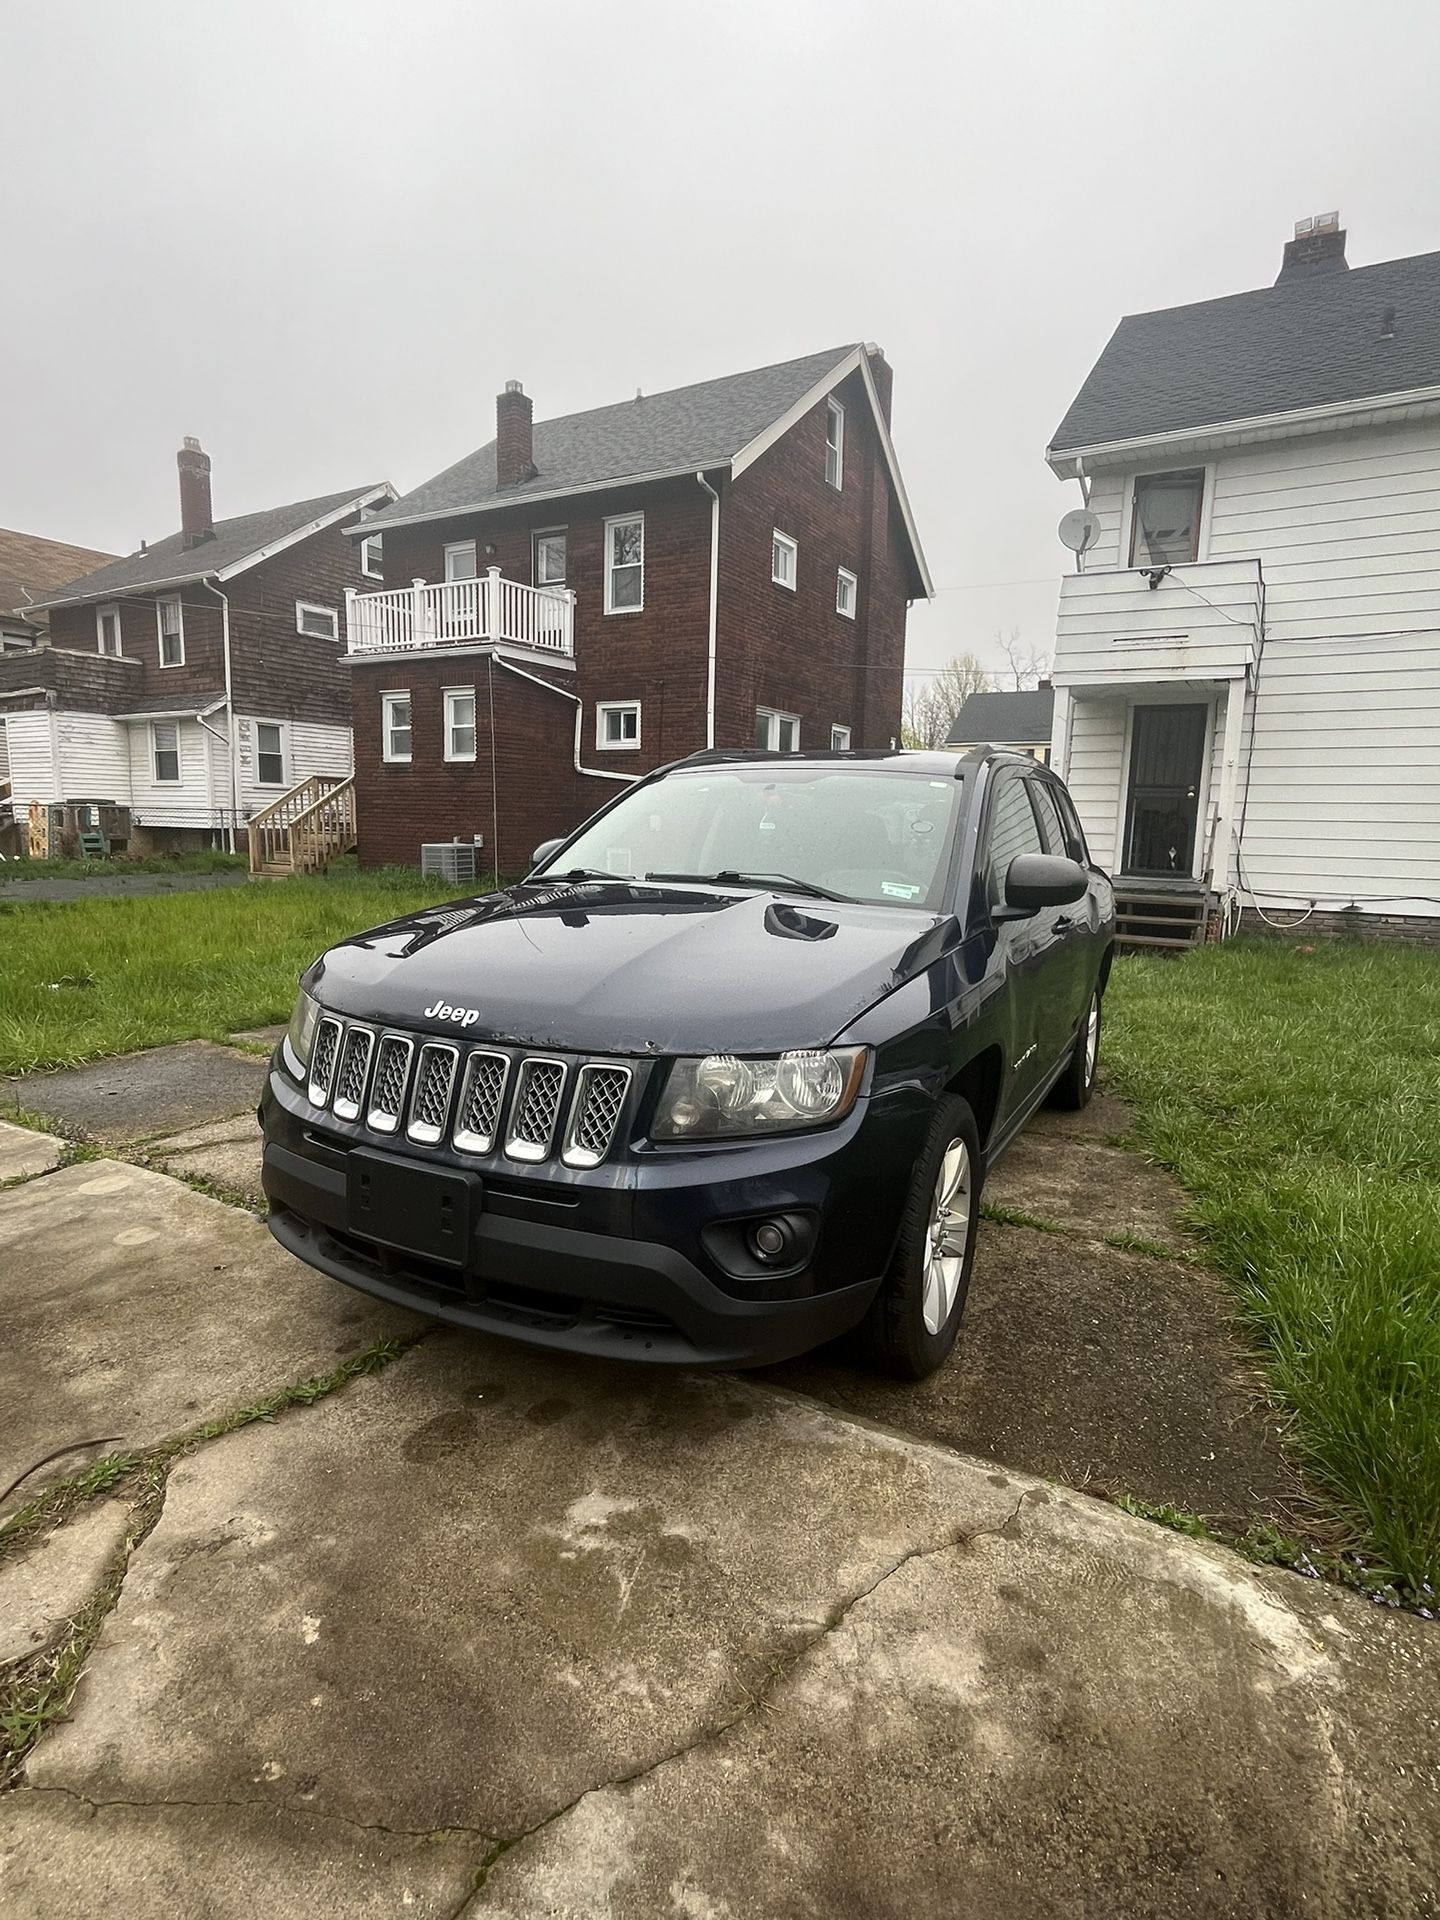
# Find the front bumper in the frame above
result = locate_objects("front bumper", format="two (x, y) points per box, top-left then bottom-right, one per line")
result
(261, 1062), (928, 1368)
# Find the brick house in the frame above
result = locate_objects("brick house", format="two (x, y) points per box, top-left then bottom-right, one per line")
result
(344, 344), (930, 872)
(0, 442), (392, 854)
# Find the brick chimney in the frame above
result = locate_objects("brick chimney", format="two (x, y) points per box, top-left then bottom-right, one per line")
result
(496, 380), (536, 487)
(177, 436), (214, 548)
(1275, 212), (1348, 285)
(864, 344), (893, 425)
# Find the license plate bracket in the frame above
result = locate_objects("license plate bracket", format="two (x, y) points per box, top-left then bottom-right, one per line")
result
(346, 1150), (479, 1268)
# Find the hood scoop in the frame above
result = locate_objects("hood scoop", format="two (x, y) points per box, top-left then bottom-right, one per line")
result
(763, 902), (838, 943)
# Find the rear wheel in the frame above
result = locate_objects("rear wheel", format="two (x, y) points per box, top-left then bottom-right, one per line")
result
(856, 1094), (981, 1380)
(1048, 988), (1101, 1111)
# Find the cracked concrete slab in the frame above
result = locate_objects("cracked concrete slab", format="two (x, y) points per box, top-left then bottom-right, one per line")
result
(0, 1122), (63, 1183)
(142, 1115), (265, 1209)
(986, 1129), (1195, 1253)
(0, 1160), (423, 1517)
(0, 1503), (132, 1665)
(4, 1041), (266, 1145)
(7, 1337), (1438, 1918)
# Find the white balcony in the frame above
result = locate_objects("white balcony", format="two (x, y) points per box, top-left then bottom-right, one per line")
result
(1054, 558), (1262, 690)
(345, 568), (574, 658)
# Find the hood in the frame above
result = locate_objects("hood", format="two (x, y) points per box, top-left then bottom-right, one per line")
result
(306, 880), (957, 1056)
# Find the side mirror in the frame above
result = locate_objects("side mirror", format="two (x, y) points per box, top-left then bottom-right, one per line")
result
(997, 853), (1088, 920)
(530, 837), (565, 872)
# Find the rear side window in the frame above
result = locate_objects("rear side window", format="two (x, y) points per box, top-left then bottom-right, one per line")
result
(1028, 780), (1068, 856)
(1053, 785), (1089, 863)
(984, 776), (1044, 906)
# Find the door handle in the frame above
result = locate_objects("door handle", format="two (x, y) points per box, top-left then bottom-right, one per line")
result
(1054, 915), (1075, 932)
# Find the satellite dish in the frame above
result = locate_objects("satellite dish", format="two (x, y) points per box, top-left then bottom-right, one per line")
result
(1059, 508), (1102, 554)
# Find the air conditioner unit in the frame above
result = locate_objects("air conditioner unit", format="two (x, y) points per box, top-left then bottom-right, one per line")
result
(421, 840), (478, 885)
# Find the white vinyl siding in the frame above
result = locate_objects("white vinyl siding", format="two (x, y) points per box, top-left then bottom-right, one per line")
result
(1060, 698), (1128, 868)
(127, 718), (212, 826)
(56, 713), (130, 799)
(233, 717), (351, 811)
(1, 711), (57, 803)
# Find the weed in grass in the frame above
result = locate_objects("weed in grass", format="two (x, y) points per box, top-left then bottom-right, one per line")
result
(980, 1201), (1066, 1235)
(1104, 1231), (1183, 1262)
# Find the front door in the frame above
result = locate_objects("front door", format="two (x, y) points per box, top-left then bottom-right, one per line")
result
(1123, 704), (1208, 876)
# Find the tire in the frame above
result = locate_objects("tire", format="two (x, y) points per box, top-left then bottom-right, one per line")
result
(1048, 987), (1101, 1111)
(856, 1094), (982, 1381)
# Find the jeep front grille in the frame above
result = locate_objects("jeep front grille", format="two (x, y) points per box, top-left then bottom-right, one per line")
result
(331, 1026), (375, 1122)
(453, 1051), (510, 1154)
(366, 1034), (413, 1134)
(563, 1065), (632, 1168)
(308, 1016), (342, 1108)
(505, 1058), (567, 1162)
(407, 1043), (459, 1145)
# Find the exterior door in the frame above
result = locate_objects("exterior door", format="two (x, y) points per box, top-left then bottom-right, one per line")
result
(1123, 704), (1208, 876)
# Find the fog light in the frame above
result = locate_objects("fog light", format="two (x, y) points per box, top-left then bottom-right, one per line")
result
(749, 1220), (788, 1261)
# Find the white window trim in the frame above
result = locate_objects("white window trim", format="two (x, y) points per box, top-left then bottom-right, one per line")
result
(96, 603), (123, 656)
(596, 701), (642, 751)
(151, 719), (181, 783)
(771, 530), (799, 591)
(444, 540), (478, 583)
(252, 718), (288, 788)
(360, 534), (383, 579)
(826, 397), (845, 490)
(295, 600), (339, 640)
(831, 724), (852, 750)
(1118, 462), (1215, 571)
(156, 595), (184, 668)
(443, 685), (477, 763)
(604, 511), (645, 615)
(836, 567), (858, 618)
(756, 707), (801, 752)
(533, 525), (568, 588)
(381, 690), (413, 765)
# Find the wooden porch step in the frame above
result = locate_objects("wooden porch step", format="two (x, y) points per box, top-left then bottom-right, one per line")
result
(1115, 930), (1207, 951)
(1115, 910), (1206, 930)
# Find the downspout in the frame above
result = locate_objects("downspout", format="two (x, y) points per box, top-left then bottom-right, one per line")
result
(201, 578), (239, 852)
(491, 655), (639, 784)
(695, 472), (720, 748)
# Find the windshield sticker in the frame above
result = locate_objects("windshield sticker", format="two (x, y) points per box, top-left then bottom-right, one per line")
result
(882, 881), (923, 899)
(606, 849), (633, 874)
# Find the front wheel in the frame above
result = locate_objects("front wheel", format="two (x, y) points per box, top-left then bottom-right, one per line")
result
(1048, 988), (1101, 1111)
(856, 1094), (982, 1381)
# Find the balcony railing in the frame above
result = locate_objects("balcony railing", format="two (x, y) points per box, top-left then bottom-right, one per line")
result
(345, 568), (574, 657)
(1054, 558), (1262, 688)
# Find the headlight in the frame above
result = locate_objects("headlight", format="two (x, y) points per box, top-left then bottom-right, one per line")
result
(651, 1047), (868, 1140)
(284, 987), (321, 1079)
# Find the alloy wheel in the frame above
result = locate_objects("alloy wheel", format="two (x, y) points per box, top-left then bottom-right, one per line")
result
(1084, 995), (1100, 1086)
(921, 1138), (971, 1335)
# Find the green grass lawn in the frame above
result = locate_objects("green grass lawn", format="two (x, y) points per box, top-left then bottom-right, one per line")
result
(0, 850), (248, 883)
(1105, 939), (1440, 1596)
(0, 870), (483, 1075)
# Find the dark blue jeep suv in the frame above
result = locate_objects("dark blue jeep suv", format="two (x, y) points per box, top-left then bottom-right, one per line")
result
(261, 749), (1115, 1379)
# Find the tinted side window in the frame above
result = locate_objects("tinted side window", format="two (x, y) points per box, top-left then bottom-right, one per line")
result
(984, 776), (1044, 906)
(1028, 780), (1067, 856)
(1052, 785), (1089, 863)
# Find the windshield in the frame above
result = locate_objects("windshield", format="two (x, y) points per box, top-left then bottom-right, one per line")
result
(547, 766), (962, 909)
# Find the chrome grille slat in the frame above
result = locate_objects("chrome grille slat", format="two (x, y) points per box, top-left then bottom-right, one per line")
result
(407, 1043), (460, 1145)
(562, 1064), (631, 1168)
(331, 1026), (375, 1122)
(366, 1034), (413, 1134)
(505, 1057), (567, 1163)
(308, 1016), (343, 1108)
(452, 1050), (511, 1155)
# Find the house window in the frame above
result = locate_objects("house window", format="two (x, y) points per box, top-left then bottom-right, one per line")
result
(755, 708), (800, 752)
(1129, 470), (1205, 566)
(825, 398), (845, 489)
(295, 601), (339, 640)
(534, 529), (567, 587)
(444, 687), (476, 762)
(361, 534), (383, 579)
(152, 720), (180, 782)
(604, 513), (644, 612)
(831, 724), (852, 751)
(771, 531), (798, 591)
(382, 691), (412, 764)
(96, 605), (122, 656)
(445, 541), (478, 582)
(836, 567), (857, 618)
(597, 701), (641, 750)
(255, 721), (285, 786)
(157, 596), (184, 667)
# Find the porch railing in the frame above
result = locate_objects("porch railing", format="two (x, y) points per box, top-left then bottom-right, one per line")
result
(248, 774), (357, 875)
(345, 568), (575, 657)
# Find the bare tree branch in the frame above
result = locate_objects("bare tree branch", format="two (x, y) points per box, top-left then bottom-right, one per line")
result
(901, 652), (992, 749)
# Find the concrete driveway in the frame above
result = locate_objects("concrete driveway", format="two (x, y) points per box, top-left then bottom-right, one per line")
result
(0, 1108), (1435, 1917)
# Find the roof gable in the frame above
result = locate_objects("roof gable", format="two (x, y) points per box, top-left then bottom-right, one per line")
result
(1050, 248), (1440, 459)
(0, 528), (119, 622)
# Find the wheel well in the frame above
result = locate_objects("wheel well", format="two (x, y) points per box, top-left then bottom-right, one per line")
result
(946, 1046), (1003, 1154)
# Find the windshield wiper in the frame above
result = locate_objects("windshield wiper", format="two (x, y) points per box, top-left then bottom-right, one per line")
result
(551, 867), (631, 882)
(646, 869), (851, 902)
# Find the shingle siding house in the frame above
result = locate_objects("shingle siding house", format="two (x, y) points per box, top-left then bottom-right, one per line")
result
(0, 443), (392, 855)
(345, 345), (930, 872)
(0, 527), (118, 653)
(1048, 217), (1440, 944)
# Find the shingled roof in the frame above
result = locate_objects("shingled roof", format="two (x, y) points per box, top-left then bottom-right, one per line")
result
(0, 527), (119, 624)
(33, 484), (392, 610)
(1050, 246), (1440, 458)
(945, 688), (1055, 749)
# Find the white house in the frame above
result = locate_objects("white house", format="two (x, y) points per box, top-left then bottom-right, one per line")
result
(1047, 215), (1440, 945)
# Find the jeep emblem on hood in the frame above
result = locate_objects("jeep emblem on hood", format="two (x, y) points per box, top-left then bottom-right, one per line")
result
(424, 999), (481, 1028)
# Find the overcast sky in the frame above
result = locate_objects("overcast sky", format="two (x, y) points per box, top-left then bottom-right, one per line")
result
(4, 0), (1440, 684)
